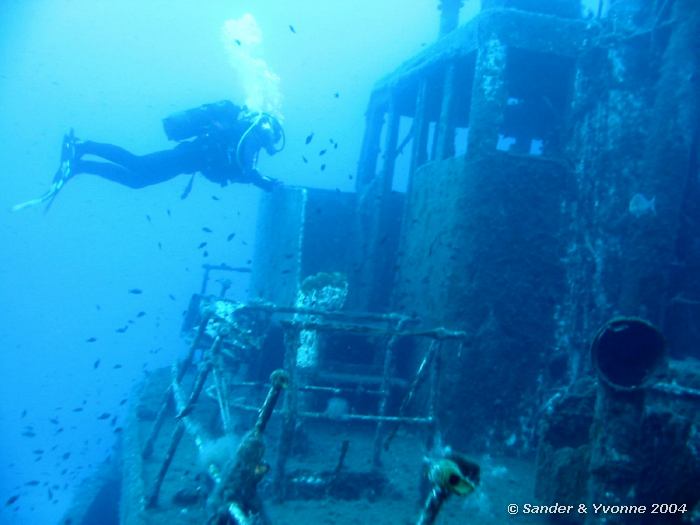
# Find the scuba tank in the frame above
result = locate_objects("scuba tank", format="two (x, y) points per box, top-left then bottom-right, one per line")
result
(162, 100), (240, 141)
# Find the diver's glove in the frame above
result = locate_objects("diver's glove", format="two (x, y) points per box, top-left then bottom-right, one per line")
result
(254, 173), (282, 192)
(261, 176), (282, 192)
(241, 168), (281, 192)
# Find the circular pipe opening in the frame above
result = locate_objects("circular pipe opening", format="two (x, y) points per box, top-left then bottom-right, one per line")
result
(591, 317), (666, 391)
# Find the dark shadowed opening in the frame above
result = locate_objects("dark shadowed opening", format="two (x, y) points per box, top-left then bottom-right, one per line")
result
(591, 318), (666, 390)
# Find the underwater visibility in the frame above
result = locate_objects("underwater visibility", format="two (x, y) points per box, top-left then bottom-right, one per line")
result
(1, 0), (699, 524)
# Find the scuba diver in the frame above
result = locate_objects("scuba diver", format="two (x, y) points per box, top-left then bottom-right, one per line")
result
(13, 100), (285, 211)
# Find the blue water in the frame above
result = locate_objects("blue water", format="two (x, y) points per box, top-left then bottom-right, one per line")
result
(0, 1), (456, 523)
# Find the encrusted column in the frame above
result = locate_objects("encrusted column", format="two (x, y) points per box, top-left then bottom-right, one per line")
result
(409, 79), (429, 184)
(467, 37), (507, 158)
(436, 64), (457, 160)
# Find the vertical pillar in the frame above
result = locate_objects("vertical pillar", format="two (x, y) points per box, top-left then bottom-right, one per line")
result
(352, 93), (394, 311)
(409, 79), (430, 185)
(356, 97), (386, 190)
(426, 339), (441, 452)
(372, 319), (405, 467)
(361, 98), (401, 311)
(436, 64), (457, 160)
(467, 37), (508, 158)
(274, 327), (299, 499)
(379, 98), (400, 194)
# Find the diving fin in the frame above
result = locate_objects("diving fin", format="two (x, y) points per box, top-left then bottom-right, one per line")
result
(180, 174), (195, 200)
(12, 130), (77, 212)
(11, 179), (63, 212)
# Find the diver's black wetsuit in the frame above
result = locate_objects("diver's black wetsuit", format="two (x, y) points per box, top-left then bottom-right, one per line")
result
(75, 140), (206, 188)
(72, 103), (276, 191)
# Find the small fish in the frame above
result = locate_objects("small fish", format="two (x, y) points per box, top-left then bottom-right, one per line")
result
(203, 251), (209, 258)
(33, 449), (44, 455)
(97, 413), (110, 420)
(93, 359), (100, 369)
(235, 39), (241, 46)
(146, 214), (151, 223)
(289, 24), (296, 33)
(157, 242), (162, 250)
(197, 242), (208, 249)
(22, 430), (36, 437)
(319, 149), (327, 156)
(62, 452), (70, 460)
(202, 227), (213, 233)
(21, 409), (27, 418)
(72, 407), (83, 413)
(320, 164), (326, 171)
(211, 195), (220, 201)
(305, 133), (314, 145)
(168, 294), (176, 301)
(26, 480), (40, 486)
(628, 193), (656, 218)
(5, 495), (19, 506)
(302, 156), (308, 163)
(128, 288), (143, 295)
(334, 92), (339, 98)
(226, 232), (236, 241)
(115, 326), (128, 334)
(119, 399), (127, 405)
(136, 311), (146, 318)
(113, 364), (122, 369)
(166, 209), (171, 216)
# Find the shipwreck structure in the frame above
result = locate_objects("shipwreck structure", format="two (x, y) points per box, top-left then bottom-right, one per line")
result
(345, 0), (700, 455)
(61, 0), (700, 523)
